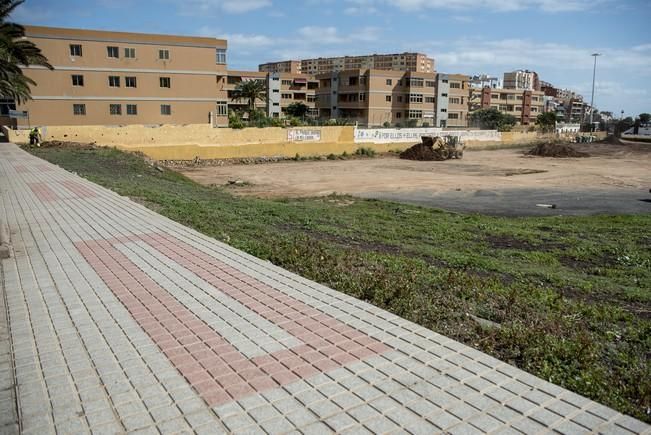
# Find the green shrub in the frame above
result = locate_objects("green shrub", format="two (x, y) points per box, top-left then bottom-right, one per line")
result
(228, 111), (245, 129)
(354, 147), (376, 157)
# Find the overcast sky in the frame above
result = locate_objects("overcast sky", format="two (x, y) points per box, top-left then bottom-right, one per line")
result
(14, 0), (651, 116)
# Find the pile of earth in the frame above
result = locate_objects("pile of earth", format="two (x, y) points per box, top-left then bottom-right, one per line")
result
(400, 137), (452, 161)
(526, 142), (590, 158)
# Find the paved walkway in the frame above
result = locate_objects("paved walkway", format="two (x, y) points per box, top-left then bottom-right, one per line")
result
(0, 142), (649, 435)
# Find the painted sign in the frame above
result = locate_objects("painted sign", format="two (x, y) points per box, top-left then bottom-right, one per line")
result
(353, 127), (501, 143)
(287, 129), (321, 142)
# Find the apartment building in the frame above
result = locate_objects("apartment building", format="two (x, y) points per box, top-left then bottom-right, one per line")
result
(223, 71), (319, 118)
(503, 70), (540, 91)
(315, 69), (438, 127)
(260, 53), (434, 76)
(469, 74), (502, 89)
(14, 26), (229, 127)
(471, 87), (545, 125)
(434, 74), (469, 128)
(258, 60), (302, 74)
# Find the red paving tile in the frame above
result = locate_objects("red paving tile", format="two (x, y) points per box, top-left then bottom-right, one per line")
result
(74, 233), (389, 407)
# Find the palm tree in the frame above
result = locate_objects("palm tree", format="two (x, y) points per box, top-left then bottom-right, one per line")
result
(0, 0), (52, 104)
(231, 79), (267, 114)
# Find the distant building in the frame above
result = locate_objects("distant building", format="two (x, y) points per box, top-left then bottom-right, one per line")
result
(469, 74), (502, 89)
(260, 53), (434, 75)
(434, 74), (470, 128)
(503, 70), (540, 91)
(224, 71), (318, 119)
(470, 87), (545, 125)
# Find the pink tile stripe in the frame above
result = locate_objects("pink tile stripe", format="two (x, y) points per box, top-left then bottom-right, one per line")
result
(59, 180), (97, 198)
(14, 165), (29, 173)
(28, 182), (60, 202)
(75, 233), (388, 407)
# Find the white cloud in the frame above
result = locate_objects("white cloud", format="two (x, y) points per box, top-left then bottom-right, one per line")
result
(357, 0), (607, 12)
(180, 0), (271, 14)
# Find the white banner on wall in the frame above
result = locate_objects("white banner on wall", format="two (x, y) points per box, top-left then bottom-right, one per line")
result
(287, 129), (321, 142)
(353, 127), (501, 143)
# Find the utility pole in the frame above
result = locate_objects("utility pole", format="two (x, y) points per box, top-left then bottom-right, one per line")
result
(589, 53), (601, 131)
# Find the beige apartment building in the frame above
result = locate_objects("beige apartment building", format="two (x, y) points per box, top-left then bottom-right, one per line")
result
(315, 69), (439, 126)
(13, 26), (229, 127)
(223, 71), (318, 118)
(260, 53), (434, 75)
(470, 87), (545, 125)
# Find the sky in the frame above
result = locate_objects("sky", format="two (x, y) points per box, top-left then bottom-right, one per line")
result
(12, 0), (651, 116)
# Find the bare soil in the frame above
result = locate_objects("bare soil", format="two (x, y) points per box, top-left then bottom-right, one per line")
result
(182, 141), (650, 195)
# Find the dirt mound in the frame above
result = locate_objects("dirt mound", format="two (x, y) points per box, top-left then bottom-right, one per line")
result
(399, 142), (440, 160)
(526, 142), (590, 158)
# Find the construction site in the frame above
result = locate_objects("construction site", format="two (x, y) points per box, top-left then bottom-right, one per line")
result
(180, 137), (651, 216)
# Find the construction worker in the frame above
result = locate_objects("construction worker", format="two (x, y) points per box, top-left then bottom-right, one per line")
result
(29, 127), (41, 147)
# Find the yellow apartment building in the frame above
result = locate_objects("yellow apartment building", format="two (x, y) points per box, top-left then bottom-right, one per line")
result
(14, 26), (229, 127)
(260, 53), (434, 75)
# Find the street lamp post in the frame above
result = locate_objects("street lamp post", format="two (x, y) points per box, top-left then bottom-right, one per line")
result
(589, 53), (601, 131)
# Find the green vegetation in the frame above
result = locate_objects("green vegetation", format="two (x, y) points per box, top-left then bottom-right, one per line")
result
(27, 145), (651, 422)
(0, 0), (53, 103)
(470, 108), (518, 132)
(535, 112), (558, 133)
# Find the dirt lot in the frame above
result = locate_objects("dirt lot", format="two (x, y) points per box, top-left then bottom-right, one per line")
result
(181, 140), (651, 216)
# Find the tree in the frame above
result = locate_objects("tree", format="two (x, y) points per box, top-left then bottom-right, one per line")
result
(285, 102), (308, 118)
(535, 112), (557, 133)
(0, 0), (53, 103)
(469, 108), (517, 131)
(231, 79), (266, 114)
(639, 113), (650, 124)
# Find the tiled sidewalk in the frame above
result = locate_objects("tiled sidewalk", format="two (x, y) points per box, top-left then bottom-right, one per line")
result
(0, 142), (649, 435)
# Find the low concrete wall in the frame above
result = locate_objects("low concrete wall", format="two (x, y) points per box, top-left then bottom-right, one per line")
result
(4, 124), (592, 160)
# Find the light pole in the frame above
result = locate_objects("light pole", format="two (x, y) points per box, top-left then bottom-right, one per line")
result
(589, 53), (601, 131)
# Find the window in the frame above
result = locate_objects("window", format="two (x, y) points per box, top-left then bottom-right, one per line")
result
(491, 94), (499, 99)
(107, 46), (119, 58)
(73, 104), (86, 115)
(159, 77), (171, 88)
(450, 97), (461, 104)
(273, 102), (279, 106)
(109, 104), (121, 115)
(440, 108), (447, 113)
(450, 82), (461, 89)
(442, 79), (448, 83)
(359, 76), (367, 85)
(386, 95), (392, 102)
(425, 80), (435, 87)
(217, 101), (228, 116)
(272, 89), (279, 93)
(307, 95), (316, 102)
(409, 78), (424, 87)
(397, 95), (403, 103)
(348, 77), (358, 86)
(448, 113), (459, 119)
(70, 44), (82, 57)
(408, 110), (422, 119)
(396, 112), (402, 119)
(359, 93), (366, 102)
(124, 47), (136, 58)
(216, 48), (226, 64)
(425, 96), (435, 103)
(159, 49), (170, 60)
(125, 76), (137, 88)
(108, 76), (120, 87)
(71, 75), (84, 87)
(126, 104), (138, 115)
(281, 93), (292, 99)
(409, 94), (423, 103)
(161, 104), (171, 115)
(386, 79), (392, 86)
(282, 79), (292, 86)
